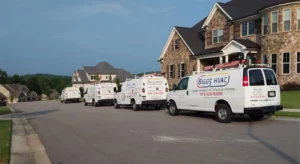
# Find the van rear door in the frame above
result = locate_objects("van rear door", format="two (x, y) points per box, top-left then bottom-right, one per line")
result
(100, 84), (116, 99)
(144, 78), (168, 100)
(245, 68), (280, 108)
(245, 69), (268, 108)
(262, 69), (280, 106)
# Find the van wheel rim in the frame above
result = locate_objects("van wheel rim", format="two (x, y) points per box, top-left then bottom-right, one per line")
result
(170, 104), (176, 113)
(218, 108), (227, 120)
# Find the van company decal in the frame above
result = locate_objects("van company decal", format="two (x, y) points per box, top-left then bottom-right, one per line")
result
(126, 82), (136, 88)
(197, 73), (230, 88)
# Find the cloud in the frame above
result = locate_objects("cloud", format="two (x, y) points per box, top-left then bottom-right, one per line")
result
(49, 2), (130, 20)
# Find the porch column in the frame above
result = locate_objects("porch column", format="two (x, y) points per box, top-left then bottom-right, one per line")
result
(225, 56), (229, 63)
(243, 51), (250, 59)
(197, 59), (201, 72)
(219, 56), (223, 64)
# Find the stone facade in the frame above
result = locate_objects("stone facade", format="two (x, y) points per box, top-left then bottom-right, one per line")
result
(160, 32), (197, 88)
(205, 9), (230, 49)
(261, 4), (300, 85)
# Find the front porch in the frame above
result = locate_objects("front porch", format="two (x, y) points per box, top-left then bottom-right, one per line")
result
(195, 39), (261, 72)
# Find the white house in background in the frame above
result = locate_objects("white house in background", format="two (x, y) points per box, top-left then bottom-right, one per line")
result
(72, 62), (135, 89)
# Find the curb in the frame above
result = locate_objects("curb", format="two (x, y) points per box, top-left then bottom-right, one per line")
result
(9, 107), (52, 164)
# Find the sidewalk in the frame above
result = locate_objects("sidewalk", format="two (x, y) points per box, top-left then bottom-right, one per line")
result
(9, 107), (52, 164)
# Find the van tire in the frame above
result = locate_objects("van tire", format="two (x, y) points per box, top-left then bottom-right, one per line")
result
(249, 114), (264, 120)
(64, 100), (67, 104)
(216, 104), (233, 123)
(132, 100), (140, 111)
(114, 100), (119, 109)
(93, 100), (98, 107)
(84, 100), (87, 106)
(168, 101), (179, 116)
(154, 105), (162, 110)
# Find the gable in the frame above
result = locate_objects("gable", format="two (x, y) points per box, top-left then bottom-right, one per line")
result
(158, 28), (195, 61)
(202, 3), (232, 28)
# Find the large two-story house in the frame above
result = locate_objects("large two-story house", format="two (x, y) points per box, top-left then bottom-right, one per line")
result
(159, 0), (300, 88)
(72, 62), (135, 89)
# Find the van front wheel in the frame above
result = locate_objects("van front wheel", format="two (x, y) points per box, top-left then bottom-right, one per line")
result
(168, 102), (179, 116)
(216, 104), (233, 123)
(132, 100), (140, 111)
(114, 100), (120, 109)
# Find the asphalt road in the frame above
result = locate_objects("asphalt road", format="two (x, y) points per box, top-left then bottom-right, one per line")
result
(11, 101), (300, 164)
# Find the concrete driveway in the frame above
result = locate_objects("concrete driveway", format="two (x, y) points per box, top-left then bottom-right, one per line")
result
(11, 101), (300, 164)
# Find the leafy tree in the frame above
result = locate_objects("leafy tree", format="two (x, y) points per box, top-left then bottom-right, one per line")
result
(114, 77), (120, 87)
(0, 69), (8, 84)
(79, 87), (84, 98)
(109, 74), (112, 82)
(10, 74), (24, 84)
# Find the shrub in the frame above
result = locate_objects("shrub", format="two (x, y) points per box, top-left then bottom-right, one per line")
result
(280, 82), (300, 91)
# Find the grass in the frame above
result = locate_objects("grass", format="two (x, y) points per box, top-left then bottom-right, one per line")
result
(281, 91), (300, 109)
(275, 111), (300, 118)
(0, 120), (11, 164)
(0, 108), (11, 116)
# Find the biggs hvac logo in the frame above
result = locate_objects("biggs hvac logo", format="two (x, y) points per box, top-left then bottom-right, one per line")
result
(197, 73), (230, 88)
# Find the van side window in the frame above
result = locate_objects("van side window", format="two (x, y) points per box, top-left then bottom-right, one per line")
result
(263, 69), (277, 85)
(176, 77), (189, 90)
(249, 70), (265, 86)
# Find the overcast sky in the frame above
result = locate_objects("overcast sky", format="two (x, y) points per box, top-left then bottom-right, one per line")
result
(0, 0), (227, 76)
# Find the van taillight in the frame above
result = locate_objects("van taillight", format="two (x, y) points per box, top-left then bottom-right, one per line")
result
(243, 76), (249, 87)
(166, 88), (168, 92)
(142, 88), (145, 93)
(98, 91), (100, 94)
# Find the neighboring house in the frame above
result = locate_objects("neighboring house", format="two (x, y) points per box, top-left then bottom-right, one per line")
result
(72, 62), (135, 89)
(158, 0), (300, 88)
(28, 91), (38, 101)
(40, 94), (48, 100)
(0, 84), (30, 103)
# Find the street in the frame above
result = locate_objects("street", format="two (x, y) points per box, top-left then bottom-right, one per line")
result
(11, 101), (300, 164)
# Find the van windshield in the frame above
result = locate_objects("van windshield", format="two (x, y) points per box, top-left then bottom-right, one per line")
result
(263, 69), (277, 85)
(249, 69), (265, 86)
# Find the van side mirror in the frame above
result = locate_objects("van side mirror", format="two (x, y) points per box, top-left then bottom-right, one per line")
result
(173, 84), (177, 91)
(113, 87), (117, 93)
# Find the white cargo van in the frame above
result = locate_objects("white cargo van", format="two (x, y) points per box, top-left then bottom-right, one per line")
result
(61, 87), (81, 103)
(83, 82), (117, 107)
(114, 76), (169, 111)
(166, 64), (283, 123)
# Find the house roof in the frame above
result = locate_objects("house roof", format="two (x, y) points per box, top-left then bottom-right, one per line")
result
(175, 26), (205, 55)
(3, 84), (26, 98)
(233, 39), (261, 49)
(0, 92), (6, 99)
(95, 62), (118, 74)
(77, 70), (89, 83)
(196, 47), (224, 56)
(82, 66), (97, 74)
(115, 69), (135, 82)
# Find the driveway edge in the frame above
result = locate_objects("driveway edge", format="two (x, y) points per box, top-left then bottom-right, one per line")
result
(9, 107), (52, 164)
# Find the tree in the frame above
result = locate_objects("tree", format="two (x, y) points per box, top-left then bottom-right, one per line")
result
(114, 77), (120, 87)
(0, 69), (8, 84)
(10, 74), (24, 84)
(79, 87), (84, 98)
(109, 74), (112, 82)
(26, 77), (42, 95)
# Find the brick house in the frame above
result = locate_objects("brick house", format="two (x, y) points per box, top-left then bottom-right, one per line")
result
(158, 0), (300, 88)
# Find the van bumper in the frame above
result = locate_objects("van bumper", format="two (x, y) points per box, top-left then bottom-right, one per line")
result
(142, 100), (167, 106)
(97, 99), (114, 103)
(244, 105), (283, 115)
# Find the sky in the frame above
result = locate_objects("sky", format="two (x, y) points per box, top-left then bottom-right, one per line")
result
(0, 0), (227, 76)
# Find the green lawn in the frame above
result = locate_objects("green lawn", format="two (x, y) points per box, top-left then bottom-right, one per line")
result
(0, 120), (11, 164)
(0, 108), (11, 116)
(281, 91), (300, 109)
(275, 111), (300, 118)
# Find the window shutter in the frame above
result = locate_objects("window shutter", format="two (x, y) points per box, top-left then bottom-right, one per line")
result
(166, 65), (169, 79)
(177, 64), (180, 78)
(184, 64), (187, 76)
(224, 25), (230, 41)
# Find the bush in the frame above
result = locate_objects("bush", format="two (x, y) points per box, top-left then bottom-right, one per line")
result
(280, 82), (300, 91)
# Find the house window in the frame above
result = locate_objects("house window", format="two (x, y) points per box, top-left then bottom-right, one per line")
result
(91, 75), (94, 80)
(263, 14), (268, 35)
(297, 52), (300, 73)
(283, 8), (291, 31)
(241, 21), (255, 37)
(180, 63), (185, 78)
(212, 29), (223, 44)
(283, 52), (290, 74)
(106, 76), (108, 79)
(271, 54), (277, 74)
(298, 8), (300, 30)
(174, 39), (179, 50)
(272, 11), (278, 33)
(169, 65), (174, 78)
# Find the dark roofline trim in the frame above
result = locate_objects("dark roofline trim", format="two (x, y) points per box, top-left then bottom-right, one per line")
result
(258, 1), (300, 13)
